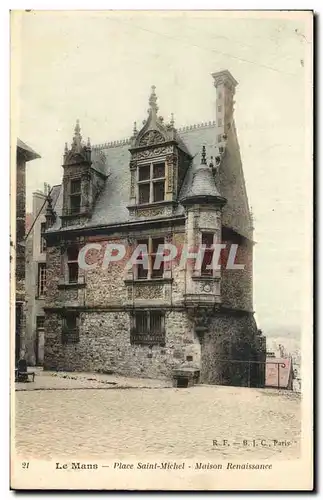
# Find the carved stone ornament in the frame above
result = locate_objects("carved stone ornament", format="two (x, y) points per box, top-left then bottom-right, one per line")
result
(139, 130), (165, 147)
(167, 165), (173, 192)
(132, 145), (173, 161)
(135, 285), (163, 299)
(166, 153), (178, 166)
(130, 171), (136, 198)
(137, 207), (164, 218)
(201, 283), (212, 294)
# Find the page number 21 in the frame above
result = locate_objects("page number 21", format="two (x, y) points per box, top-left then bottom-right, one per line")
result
(22, 462), (29, 469)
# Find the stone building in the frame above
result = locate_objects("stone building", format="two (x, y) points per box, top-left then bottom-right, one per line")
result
(25, 185), (60, 365)
(44, 69), (266, 386)
(15, 139), (40, 363)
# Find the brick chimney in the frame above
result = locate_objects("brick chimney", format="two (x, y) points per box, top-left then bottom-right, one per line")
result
(212, 70), (238, 140)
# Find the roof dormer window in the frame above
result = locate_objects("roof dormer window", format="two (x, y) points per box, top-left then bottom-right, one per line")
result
(70, 178), (81, 214)
(137, 161), (166, 205)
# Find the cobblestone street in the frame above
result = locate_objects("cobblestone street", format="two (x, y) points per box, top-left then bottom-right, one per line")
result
(15, 373), (301, 461)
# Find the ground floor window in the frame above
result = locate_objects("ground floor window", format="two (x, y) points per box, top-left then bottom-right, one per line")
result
(131, 310), (165, 346)
(35, 316), (45, 365)
(61, 312), (80, 344)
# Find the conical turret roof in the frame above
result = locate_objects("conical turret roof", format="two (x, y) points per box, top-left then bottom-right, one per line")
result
(181, 146), (226, 206)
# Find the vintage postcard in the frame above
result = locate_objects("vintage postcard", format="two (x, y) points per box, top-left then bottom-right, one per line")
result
(10, 10), (313, 491)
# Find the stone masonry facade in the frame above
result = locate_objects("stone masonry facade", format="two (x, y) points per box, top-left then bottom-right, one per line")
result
(15, 140), (40, 363)
(43, 70), (266, 386)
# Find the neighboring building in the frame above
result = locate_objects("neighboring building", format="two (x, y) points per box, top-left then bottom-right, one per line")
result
(15, 139), (40, 363)
(44, 70), (266, 386)
(25, 185), (60, 365)
(265, 356), (293, 390)
(266, 339), (300, 391)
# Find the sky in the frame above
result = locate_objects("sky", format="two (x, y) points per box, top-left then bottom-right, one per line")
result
(11, 10), (312, 334)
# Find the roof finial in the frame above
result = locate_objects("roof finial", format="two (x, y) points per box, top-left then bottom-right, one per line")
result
(87, 137), (91, 148)
(64, 142), (68, 154)
(148, 85), (158, 114)
(133, 121), (138, 136)
(72, 119), (82, 149)
(170, 113), (175, 127)
(75, 119), (81, 136)
(201, 145), (207, 165)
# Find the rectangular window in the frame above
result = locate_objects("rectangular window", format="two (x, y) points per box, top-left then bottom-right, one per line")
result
(70, 179), (81, 194)
(135, 237), (165, 280)
(36, 316), (45, 330)
(137, 162), (166, 204)
(201, 233), (214, 276)
(131, 311), (165, 346)
(153, 181), (165, 202)
(70, 195), (81, 214)
(153, 163), (165, 179)
(218, 118), (222, 127)
(134, 311), (148, 333)
(38, 263), (46, 297)
(136, 239), (149, 280)
(40, 222), (47, 253)
(70, 179), (81, 214)
(217, 134), (222, 143)
(138, 183), (150, 204)
(217, 105), (222, 113)
(138, 165), (150, 181)
(67, 246), (79, 283)
(61, 313), (80, 344)
(151, 237), (164, 278)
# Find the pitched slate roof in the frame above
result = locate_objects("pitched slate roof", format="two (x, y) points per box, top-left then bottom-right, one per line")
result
(50, 184), (61, 209)
(49, 122), (221, 231)
(49, 121), (252, 240)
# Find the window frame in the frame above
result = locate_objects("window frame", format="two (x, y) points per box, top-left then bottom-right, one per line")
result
(61, 312), (80, 344)
(37, 263), (46, 297)
(67, 246), (79, 284)
(40, 222), (47, 253)
(201, 232), (215, 277)
(69, 178), (82, 215)
(131, 310), (165, 346)
(137, 161), (166, 205)
(36, 316), (45, 330)
(135, 236), (165, 280)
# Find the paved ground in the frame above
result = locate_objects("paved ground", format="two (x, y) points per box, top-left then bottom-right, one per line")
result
(14, 372), (301, 461)
(15, 368), (171, 391)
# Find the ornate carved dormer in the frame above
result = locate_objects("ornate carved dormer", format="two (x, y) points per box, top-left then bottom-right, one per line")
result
(61, 120), (107, 227)
(127, 86), (192, 219)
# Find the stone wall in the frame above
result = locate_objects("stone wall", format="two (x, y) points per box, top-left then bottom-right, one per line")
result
(221, 234), (253, 311)
(46, 229), (189, 310)
(44, 218), (259, 383)
(25, 191), (47, 365)
(16, 155), (26, 301)
(44, 310), (200, 379)
(200, 311), (265, 387)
